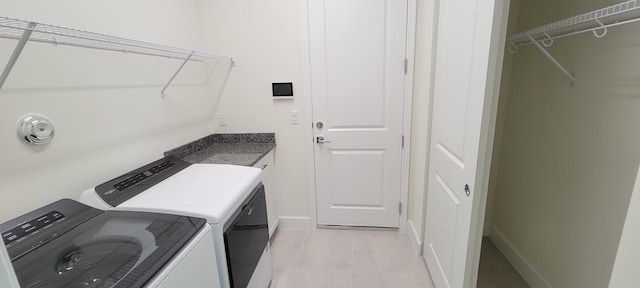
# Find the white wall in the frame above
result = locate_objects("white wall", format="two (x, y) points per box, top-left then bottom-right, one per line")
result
(490, 0), (640, 287)
(0, 0), (225, 222)
(195, 0), (309, 218)
(407, 0), (438, 251)
(609, 162), (640, 287)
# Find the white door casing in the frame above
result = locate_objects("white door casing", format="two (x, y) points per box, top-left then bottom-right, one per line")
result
(423, 0), (508, 287)
(309, 0), (407, 227)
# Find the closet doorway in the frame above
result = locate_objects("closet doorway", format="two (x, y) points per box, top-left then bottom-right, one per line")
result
(480, 0), (640, 287)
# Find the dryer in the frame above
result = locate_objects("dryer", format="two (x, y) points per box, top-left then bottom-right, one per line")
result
(0, 199), (219, 288)
(80, 157), (271, 288)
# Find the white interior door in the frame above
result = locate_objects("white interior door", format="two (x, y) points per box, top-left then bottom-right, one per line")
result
(309, 0), (407, 227)
(423, 0), (507, 287)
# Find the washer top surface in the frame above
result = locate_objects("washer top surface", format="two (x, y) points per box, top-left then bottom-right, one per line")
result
(0, 199), (207, 288)
(114, 164), (262, 224)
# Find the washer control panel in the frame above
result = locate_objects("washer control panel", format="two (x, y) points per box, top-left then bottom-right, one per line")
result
(0, 199), (101, 260)
(1, 211), (65, 245)
(113, 161), (175, 191)
(94, 157), (191, 207)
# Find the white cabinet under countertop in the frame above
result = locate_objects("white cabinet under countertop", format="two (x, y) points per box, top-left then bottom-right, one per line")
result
(253, 150), (278, 238)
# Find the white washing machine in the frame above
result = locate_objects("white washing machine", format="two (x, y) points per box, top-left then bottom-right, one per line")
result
(0, 236), (19, 288)
(0, 199), (219, 288)
(80, 157), (271, 288)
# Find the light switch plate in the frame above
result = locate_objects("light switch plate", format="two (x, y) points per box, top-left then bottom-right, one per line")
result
(218, 113), (228, 126)
(290, 110), (299, 124)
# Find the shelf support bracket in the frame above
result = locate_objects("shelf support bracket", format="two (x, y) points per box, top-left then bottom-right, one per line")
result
(161, 51), (195, 98)
(527, 34), (575, 85)
(0, 22), (36, 91)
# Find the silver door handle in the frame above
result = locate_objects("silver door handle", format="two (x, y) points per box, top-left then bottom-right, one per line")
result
(316, 136), (331, 144)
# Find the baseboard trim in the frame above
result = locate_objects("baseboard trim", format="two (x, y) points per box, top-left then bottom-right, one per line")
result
(269, 218), (280, 237)
(407, 219), (423, 256)
(483, 221), (491, 236)
(490, 225), (552, 288)
(277, 216), (311, 230)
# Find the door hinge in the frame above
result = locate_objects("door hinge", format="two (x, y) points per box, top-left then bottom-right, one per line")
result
(401, 135), (405, 148)
(399, 202), (402, 214)
(403, 58), (408, 74)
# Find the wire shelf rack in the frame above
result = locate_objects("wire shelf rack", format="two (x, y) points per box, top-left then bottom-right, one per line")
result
(505, 0), (640, 85)
(507, 0), (640, 47)
(0, 16), (234, 96)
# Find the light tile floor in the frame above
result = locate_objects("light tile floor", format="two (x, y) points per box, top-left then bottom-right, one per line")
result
(269, 228), (435, 288)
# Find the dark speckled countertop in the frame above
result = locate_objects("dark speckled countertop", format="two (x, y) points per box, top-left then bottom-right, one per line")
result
(164, 133), (276, 166)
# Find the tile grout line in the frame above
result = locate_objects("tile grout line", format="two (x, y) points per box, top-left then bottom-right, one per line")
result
(289, 229), (309, 286)
(399, 231), (432, 287)
(400, 233), (416, 284)
(402, 234), (435, 287)
(400, 233), (412, 272)
(294, 229), (308, 266)
(284, 229), (308, 288)
(351, 230), (355, 287)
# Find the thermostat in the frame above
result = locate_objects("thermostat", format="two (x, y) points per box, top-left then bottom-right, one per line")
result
(272, 82), (293, 99)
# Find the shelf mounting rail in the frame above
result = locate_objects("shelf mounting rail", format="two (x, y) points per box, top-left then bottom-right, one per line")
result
(0, 16), (234, 96)
(506, 0), (640, 84)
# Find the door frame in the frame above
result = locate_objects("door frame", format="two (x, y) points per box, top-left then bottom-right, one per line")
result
(299, 0), (417, 233)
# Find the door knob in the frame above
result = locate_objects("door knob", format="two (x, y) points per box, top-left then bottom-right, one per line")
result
(316, 136), (331, 144)
(465, 184), (471, 196)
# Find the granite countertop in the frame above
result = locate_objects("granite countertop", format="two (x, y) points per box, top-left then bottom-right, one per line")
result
(164, 133), (276, 167)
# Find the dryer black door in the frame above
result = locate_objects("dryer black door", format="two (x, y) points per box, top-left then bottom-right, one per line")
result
(223, 184), (269, 288)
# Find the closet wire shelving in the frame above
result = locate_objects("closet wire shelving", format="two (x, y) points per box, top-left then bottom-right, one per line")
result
(0, 16), (234, 97)
(505, 0), (640, 85)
